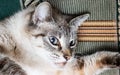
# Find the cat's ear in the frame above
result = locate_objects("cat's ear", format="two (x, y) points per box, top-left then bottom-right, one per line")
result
(69, 14), (89, 32)
(32, 2), (53, 24)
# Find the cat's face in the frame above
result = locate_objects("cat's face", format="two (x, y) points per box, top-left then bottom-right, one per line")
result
(26, 2), (89, 68)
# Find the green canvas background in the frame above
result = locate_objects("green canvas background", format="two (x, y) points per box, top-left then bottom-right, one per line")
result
(42, 0), (116, 20)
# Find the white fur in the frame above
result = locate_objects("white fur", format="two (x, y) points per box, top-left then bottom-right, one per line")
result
(0, 5), (64, 75)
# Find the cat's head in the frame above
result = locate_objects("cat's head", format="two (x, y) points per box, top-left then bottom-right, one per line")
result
(25, 2), (89, 68)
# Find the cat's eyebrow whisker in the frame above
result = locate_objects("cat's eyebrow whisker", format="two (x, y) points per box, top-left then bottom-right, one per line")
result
(33, 34), (45, 38)
(37, 46), (42, 47)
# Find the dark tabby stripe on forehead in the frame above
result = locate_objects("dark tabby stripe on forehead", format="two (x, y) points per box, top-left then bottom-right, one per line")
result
(58, 25), (70, 37)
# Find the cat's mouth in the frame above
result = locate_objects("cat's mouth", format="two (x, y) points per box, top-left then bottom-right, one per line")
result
(54, 61), (67, 67)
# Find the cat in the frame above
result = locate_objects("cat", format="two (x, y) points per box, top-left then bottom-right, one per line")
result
(0, 1), (120, 75)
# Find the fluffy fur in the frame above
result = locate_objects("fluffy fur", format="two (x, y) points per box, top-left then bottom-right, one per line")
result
(0, 2), (120, 75)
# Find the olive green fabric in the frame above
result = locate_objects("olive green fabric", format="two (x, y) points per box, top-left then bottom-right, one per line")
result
(76, 42), (118, 55)
(42, 0), (116, 20)
(0, 0), (21, 20)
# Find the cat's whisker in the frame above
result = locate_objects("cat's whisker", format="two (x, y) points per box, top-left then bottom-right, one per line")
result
(55, 61), (67, 67)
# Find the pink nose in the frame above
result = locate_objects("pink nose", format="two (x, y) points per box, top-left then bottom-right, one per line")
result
(61, 49), (72, 60)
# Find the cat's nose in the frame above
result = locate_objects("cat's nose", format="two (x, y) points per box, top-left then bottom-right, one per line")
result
(62, 50), (72, 60)
(62, 49), (72, 60)
(64, 55), (71, 60)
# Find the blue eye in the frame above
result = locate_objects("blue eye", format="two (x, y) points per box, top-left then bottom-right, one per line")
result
(49, 36), (58, 46)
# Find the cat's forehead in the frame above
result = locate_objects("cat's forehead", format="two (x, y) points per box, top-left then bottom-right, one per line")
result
(34, 19), (72, 37)
(48, 24), (71, 38)
(58, 25), (70, 34)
